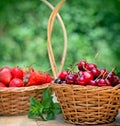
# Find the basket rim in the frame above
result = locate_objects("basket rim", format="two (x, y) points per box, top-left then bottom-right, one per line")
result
(0, 83), (50, 92)
(50, 83), (120, 91)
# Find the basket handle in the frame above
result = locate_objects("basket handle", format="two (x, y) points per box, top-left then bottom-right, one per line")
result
(41, 0), (67, 79)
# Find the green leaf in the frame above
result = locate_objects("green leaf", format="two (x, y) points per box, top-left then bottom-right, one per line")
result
(46, 112), (55, 120)
(42, 88), (51, 100)
(39, 114), (47, 121)
(30, 96), (41, 107)
(28, 97), (43, 119)
(42, 88), (53, 108)
(28, 106), (40, 119)
(52, 103), (62, 115)
(28, 88), (62, 121)
(28, 110), (38, 119)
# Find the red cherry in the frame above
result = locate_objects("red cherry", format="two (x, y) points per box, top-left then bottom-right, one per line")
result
(105, 79), (111, 86)
(58, 71), (68, 81)
(118, 79), (120, 84)
(88, 80), (97, 86)
(78, 60), (87, 71)
(112, 75), (120, 86)
(76, 71), (93, 85)
(73, 72), (78, 79)
(97, 79), (107, 86)
(108, 72), (116, 76)
(54, 78), (62, 84)
(76, 76), (87, 86)
(91, 68), (101, 78)
(78, 71), (84, 76)
(107, 72), (115, 80)
(100, 69), (108, 79)
(82, 71), (93, 82)
(85, 63), (97, 71)
(65, 73), (77, 84)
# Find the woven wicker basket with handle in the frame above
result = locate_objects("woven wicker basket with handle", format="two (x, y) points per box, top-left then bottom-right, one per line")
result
(47, 0), (120, 125)
(0, 0), (67, 116)
(51, 84), (120, 125)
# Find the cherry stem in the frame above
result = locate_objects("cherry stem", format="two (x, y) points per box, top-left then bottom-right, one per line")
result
(94, 52), (99, 60)
(83, 65), (89, 71)
(45, 67), (52, 73)
(102, 71), (107, 79)
(67, 63), (76, 73)
(105, 66), (116, 80)
(94, 72), (103, 81)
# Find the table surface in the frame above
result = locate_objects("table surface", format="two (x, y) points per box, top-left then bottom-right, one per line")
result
(0, 114), (120, 126)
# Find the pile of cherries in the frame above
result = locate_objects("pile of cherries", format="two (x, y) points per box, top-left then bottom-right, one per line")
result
(54, 60), (120, 87)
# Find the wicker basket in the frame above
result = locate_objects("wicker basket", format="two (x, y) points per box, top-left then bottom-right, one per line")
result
(50, 84), (120, 125)
(0, 0), (67, 116)
(0, 84), (49, 115)
(46, 0), (120, 125)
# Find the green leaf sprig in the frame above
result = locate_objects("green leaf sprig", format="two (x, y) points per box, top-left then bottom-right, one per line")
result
(28, 88), (62, 121)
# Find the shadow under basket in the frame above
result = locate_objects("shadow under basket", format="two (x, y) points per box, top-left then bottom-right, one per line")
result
(50, 84), (120, 125)
(0, 84), (49, 115)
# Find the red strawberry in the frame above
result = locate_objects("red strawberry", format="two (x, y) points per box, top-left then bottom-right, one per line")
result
(44, 73), (53, 83)
(0, 66), (11, 72)
(27, 71), (46, 86)
(9, 78), (25, 87)
(23, 66), (35, 84)
(0, 82), (6, 87)
(0, 71), (12, 86)
(11, 66), (24, 80)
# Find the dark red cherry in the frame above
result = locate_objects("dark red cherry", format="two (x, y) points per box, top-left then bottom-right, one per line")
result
(65, 73), (76, 84)
(97, 79), (107, 86)
(88, 80), (97, 86)
(82, 71), (93, 82)
(107, 72), (115, 82)
(78, 60), (87, 71)
(76, 76), (87, 86)
(78, 71), (84, 76)
(85, 63), (97, 71)
(112, 75), (120, 86)
(105, 79), (111, 86)
(100, 69), (108, 79)
(54, 78), (62, 84)
(91, 68), (101, 78)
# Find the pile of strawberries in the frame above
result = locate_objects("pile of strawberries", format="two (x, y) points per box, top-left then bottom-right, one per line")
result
(0, 66), (53, 87)
(54, 60), (120, 87)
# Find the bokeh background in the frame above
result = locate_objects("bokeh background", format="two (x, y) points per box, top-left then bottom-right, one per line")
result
(0, 0), (120, 74)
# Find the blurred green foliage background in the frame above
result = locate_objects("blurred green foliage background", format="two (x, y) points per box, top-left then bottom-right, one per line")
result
(0, 0), (120, 74)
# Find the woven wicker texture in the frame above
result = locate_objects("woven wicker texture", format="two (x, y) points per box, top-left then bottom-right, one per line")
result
(0, 84), (49, 115)
(50, 84), (120, 125)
